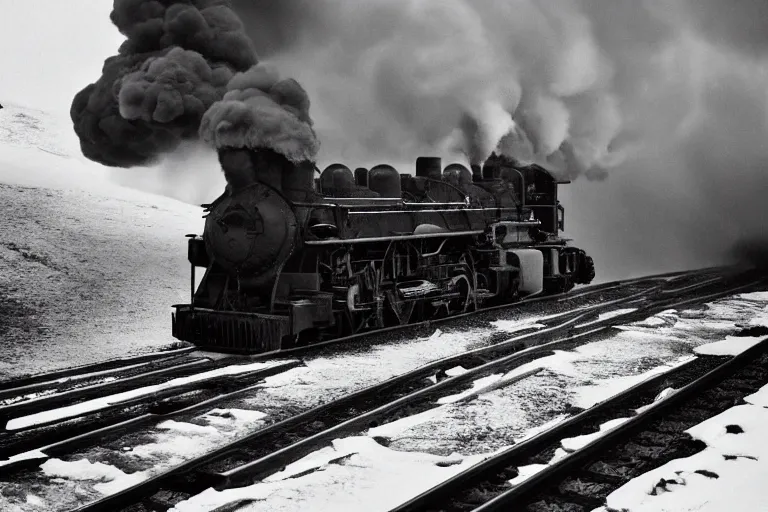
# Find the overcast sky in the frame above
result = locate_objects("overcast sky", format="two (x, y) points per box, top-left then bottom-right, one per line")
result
(0, 1), (124, 114)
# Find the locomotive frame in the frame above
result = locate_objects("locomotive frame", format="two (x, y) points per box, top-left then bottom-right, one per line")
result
(172, 152), (595, 354)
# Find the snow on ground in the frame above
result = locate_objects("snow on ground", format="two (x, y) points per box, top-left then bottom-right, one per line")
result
(2, 281), (763, 511)
(367, 294), (768, 459)
(694, 336), (767, 356)
(570, 355), (696, 409)
(367, 407), (448, 439)
(490, 316), (547, 333)
(593, 402), (768, 512)
(741, 292), (768, 302)
(137, 292), (768, 512)
(0, 405), (271, 511)
(509, 464), (549, 485)
(169, 437), (498, 512)
(243, 324), (528, 411)
(560, 417), (632, 452)
(40, 458), (148, 496)
(5, 360), (292, 430)
(1, 285), (763, 510)
(0, 311), (564, 511)
(437, 366), (545, 404)
(0, 104), (208, 380)
(574, 308), (638, 328)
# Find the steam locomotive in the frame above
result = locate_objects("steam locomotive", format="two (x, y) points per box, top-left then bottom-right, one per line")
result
(172, 149), (595, 354)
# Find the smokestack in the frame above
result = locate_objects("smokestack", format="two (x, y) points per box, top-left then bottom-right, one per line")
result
(471, 164), (483, 182)
(416, 157), (442, 180)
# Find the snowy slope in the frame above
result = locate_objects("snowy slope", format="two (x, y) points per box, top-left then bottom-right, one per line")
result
(0, 103), (207, 380)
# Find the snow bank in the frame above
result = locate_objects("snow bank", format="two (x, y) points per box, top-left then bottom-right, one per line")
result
(693, 336), (767, 356)
(739, 292), (768, 302)
(40, 458), (148, 495)
(170, 437), (495, 512)
(597, 404), (768, 512)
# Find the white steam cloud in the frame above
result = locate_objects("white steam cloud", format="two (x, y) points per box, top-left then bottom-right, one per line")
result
(228, 0), (768, 278)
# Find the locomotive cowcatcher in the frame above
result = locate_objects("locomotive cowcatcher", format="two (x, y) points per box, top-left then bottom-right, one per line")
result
(172, 148), (596, 354)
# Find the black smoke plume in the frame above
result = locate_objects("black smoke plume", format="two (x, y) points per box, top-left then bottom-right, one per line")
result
(71, 0), (317, 168)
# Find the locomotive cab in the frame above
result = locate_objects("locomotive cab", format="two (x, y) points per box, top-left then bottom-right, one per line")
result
(519, 164), (563, 235)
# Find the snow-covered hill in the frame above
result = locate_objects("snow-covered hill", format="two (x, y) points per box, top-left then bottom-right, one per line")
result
(0, 103), (208, 380)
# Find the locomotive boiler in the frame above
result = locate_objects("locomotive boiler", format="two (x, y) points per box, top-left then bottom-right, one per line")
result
(172, 148), (596, 354)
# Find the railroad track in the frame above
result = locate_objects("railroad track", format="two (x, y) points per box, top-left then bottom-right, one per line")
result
(42, 268), (756, 512)
(0, 268), (708, 443)
(0, 265), (719, 399)
(392, 336), (768, 512)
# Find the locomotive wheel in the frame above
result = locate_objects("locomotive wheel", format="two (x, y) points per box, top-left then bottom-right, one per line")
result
(430, 253), (476, 319)
(447, 274), (473, 315)
(454, 252), (478, 313)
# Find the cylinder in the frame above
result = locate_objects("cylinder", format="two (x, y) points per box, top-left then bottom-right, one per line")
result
(416, 156), (442, 179)
(354, 167), (369, 187)
(369, 164), (402, 197)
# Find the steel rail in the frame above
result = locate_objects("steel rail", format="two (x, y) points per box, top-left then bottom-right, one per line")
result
(0, 360), (302, 472)
(74, 311), (642, 512)
(0, 293), (620, 473)
(0, 273), (680, 474)
(0, 266), (729, 395)
(212, 278), (758, 489)
(473, 335), (768, 512)
(0, 347), (195, 392)
(0, 360), (163, 403)
(391, 280), (765, 512)
(1, 268), (717, 397)
(390, 355), (709, 512)
(0, 359), (213, 431)
(253, 277), (670, 362)
(73, 274), (756, 512)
